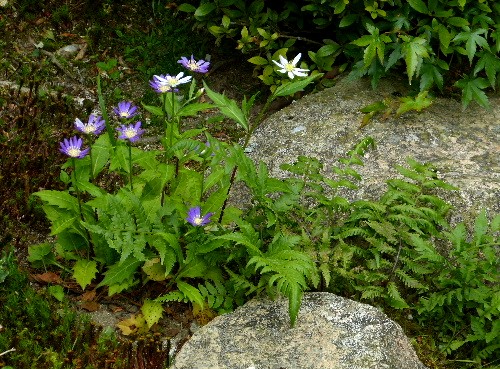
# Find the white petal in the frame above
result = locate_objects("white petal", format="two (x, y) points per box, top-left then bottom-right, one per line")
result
(272, 59), (284, 68)
(175, 72), (185, 79)
(278, 55), (288, 65)
(179, 76), (192, 84)
(291, 53), (302, 66)
(288, 71), (295, 79)
(293, 70), (309, 77)
(278, 68), (287, 74)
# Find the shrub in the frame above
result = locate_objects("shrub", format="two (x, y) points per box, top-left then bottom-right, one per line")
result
(178, 0), (500, 108)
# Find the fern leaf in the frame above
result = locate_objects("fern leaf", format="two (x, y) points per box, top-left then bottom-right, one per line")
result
(386, 281), (410, 308)
(395, 269), (426, 290)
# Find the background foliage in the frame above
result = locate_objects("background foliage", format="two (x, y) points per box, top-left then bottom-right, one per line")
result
(177, 0), (500, 108)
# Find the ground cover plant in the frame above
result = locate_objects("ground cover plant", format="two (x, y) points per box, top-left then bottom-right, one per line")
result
(1, 1), (499, 369)
(29, 50), (500, 368)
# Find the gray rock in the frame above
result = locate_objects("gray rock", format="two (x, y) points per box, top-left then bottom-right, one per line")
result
(171, 292), (427, 369)
(244, 76), (500, 223)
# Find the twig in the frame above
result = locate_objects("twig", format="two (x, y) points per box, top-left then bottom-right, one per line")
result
(0, 348), (16, 357)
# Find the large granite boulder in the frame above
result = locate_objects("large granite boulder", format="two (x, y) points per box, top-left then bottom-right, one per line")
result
(243, 76), (500, 222)
(171, 292), (427, 369)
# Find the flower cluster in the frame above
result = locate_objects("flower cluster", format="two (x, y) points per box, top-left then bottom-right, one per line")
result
(60, 101), (144, 159)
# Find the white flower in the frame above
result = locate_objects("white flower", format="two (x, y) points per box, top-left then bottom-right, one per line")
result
(157, 72), (192, 88)
(272, 53), (309, 79)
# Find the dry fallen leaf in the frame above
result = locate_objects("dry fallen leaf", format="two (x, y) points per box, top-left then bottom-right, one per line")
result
(32, 272), (62, 284)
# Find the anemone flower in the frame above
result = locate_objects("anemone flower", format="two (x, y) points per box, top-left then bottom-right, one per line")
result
(177, 55), (210, 74)
(186, 206), (213, 227)
(113, 101), (139, 119)
(154, 72), (192, 89)
(117, 121), (145, 143)
(74, 114), (105, 135)
(149, 74), (179, 94)
(59, 136), (89, 158)
(272, 53), (309, 79)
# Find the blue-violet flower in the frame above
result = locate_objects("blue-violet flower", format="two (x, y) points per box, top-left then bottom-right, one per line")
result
(117, 121), (145, 142)
(74, 114), (105, 135)
(186, 206), (213, 227)
(60, 136), (90, 158)
(178, 55), (210, 74)
(113, 101), (139, 119)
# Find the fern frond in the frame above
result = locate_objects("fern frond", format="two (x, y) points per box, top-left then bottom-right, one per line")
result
(395, 269), (427, 290)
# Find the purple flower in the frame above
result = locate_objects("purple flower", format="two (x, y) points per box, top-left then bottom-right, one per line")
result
(117, 121), (145, 142)
(74, 114), (105, 135)
(186, 206), (213, 227)
(60, 136), (90, 158)
(113, 101), (139, 119)
(149, 74), (179, 94)
(178, 55), (210, 74)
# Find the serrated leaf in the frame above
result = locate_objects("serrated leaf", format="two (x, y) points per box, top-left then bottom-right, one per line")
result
(473, 51), (500, 88)
(203, 82), (248, 131)
(177, 280), (205, 308)
(73, 259), (98, 290)
(142, 299), (164, 328)
(453, 28), (489, 64)
(33, 190), (79, 212)
(455, 76), (490, 109)
(396, 91), (433, 115)
(401, 36), (429, 84)
(142, 258), (167, 281)
(97, 257), (141, 289)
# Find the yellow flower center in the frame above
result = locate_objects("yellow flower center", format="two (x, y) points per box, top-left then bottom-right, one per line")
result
(285, 63), (295, 72)
(68, 148), (80, 157)
(124, 128), (136, 138)
(120, 111), (129, 117)
(83, 125), (95, 134)
(187, 61), (199, 71)
(193, 216), (203, 225)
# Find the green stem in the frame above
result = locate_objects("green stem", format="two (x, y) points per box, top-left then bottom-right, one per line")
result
(97, 75), (116, 147)
(219, 95), (275, 222)
(128, 142), (133, 191)
(71, 158), (84, 221)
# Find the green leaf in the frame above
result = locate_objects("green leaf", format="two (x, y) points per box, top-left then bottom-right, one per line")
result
(288, 285), (303, 327)
(177, 280), (205, 308)
(273, 74), (321, 97)
(407, 0), (428, 14)
(142, 299), (164, 328)
(473, 51), (500, 88)
(141, 103), (164, 117)
(177, 103), (213, 117)
(401, 36), (429, 84)
(33, 190), (79, 212)
(194, 3), (216, 17)
(396, 91), (433, 115)
(47, 285), (65, 302)
(98, 257), (142, 289)
(248, 56), (268, 65)
(420, 62), (444, 91)
(73, 259), (98, 290)
(177, 3), (196, 12)
(49, 214), (78, 236)
(453, 28), (489, 64)
(446, 17), (469, 28)
(455, 76), (490, 109)
(203, 81), (248, 131)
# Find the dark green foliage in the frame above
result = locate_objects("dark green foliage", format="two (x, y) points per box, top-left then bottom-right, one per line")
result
(0, 249), (129, 369)
(179, 0), (500, 108)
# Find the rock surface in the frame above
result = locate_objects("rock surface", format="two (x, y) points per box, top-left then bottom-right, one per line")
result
(171, 292), (427, 369)
(243, 76), (500, 222)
